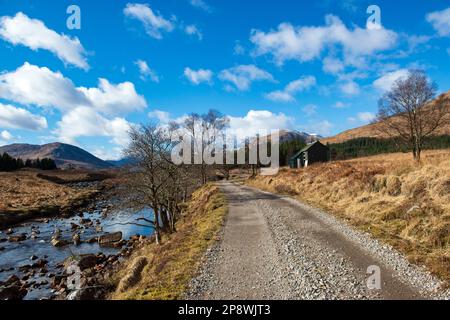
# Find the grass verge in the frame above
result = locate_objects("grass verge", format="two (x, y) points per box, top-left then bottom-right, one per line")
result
(110, 183), (227, 300)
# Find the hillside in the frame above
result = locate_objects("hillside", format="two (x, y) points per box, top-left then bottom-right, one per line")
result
(321, 91), (450, 144)
(0, 142), (114, 169)
(252, 129), (322, 145)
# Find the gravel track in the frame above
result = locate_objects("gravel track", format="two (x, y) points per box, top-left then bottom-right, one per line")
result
(187, 181), (449, 300)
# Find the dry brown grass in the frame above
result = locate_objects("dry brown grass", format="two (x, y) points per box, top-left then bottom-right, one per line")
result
(247, 149), (450, 284)
(110, 183), (227, 300)
(0, 170), (99, 227)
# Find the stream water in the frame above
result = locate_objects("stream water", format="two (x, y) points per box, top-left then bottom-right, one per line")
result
(0, 200), (154, 300)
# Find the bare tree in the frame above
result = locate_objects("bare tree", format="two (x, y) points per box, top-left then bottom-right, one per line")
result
(182, 110), (229, 184)
(377, 70), (449, 162)
(122, 124), (188, 244)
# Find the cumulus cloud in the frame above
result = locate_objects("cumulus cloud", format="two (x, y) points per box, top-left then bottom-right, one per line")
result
(348, 112), (376, 124)
(426, 7), (450, 37)
(0, 62), (147, 115)
(265, 76), (316, 102)
(124, 3), (174, 39)
(0, 130), (13, 141)
(55, 106), (131, 147)
(250, 15), (398, 66)
(228, 110), (295, 141)
(184, 24), (203, 40)
(184, 67), (213, 85)
(300, 120), (334, 136)
(0, 103), (47, 131)
(0, 12), (88, 69)
(134, 59), (159, 82)
(148, 109), (171, 124)
(373, 69), (409, 92)
(322, 56), (345, 74)
(189, 0), (212, 12)
(0, 130), (14, 146)
(219, 65), (274, 91)
(340, 81), (360, 96)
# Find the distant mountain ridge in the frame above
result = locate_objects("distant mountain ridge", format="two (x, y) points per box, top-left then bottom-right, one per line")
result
(0, 142), (115, 169)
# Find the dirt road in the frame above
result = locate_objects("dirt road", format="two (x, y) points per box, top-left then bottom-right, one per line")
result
(187, 182), (448, 300)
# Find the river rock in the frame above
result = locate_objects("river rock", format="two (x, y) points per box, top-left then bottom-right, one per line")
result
(77, 254), (99, 271)
(8, 234), (26, 242)
(73, 233), (81, 246)
(86, 237), (98, 244)
(5, 228), (14, 235)
(30, 255), (38, 261)
(5, 274), (20, 285)
(71, 223), (81, 231)
(0, 246), (4, 251)
(51, 238), (68, 247)
(32, 259), (48, 269)
(0, 285), (27, 300)
(98, 231), (122, 245)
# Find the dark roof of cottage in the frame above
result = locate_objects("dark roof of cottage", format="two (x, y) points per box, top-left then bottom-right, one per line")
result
(289, 141), (326, 161)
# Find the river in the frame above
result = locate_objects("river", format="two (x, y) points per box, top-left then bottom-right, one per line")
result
(0, 199), (154, 300)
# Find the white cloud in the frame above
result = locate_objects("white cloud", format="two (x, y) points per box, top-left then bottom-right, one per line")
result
(340, 81), (360, 96)
(0, 103), (47, 131)
(0, 130), (13, 141)
(373, 69), (409, 92)
(90, 146), (123, 161)
(0, 130), (14, 146)
(426, 7), (450, 37)
(78, 78), (147, 115)
(0, 62), (147, 115)
(185, 24), (203, 40)
(184, 67), (213, 85)
(135, 59), (159, 82)
(250, 15), (397, 66)
(302, 104), (317, 116)
(189, 0), (212, 12)
(148, 110), (171, 124)
(55, 106), (131, 147)
(233, 41), (245, 55)
(0, 12), (88, 69)
(219, 65), (274, 91)
(265, 91), (294, 103)
(228, 110), (294, 141)
(333, 101), (348, 109)
(322, 56), (344, 74)
(265, 76), (316, 102)
(124, 3), (174, 39)
(348, 112), (376, 124)
(300, 120), (334, 136)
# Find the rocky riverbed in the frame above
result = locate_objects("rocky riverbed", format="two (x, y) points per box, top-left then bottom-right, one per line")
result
(0, 193), (154, 300)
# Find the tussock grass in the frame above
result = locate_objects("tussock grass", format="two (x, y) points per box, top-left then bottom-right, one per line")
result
(247, 150), (450, 285)
(110, 183), (227, 300)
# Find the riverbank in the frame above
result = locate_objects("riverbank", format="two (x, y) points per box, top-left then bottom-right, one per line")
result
(107, 183), (227, 300)
(246, 149), (450, 286)
(0, 170), (114, 228)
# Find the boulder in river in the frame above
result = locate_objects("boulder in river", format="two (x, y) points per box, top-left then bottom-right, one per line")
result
(98, 231), (122, 245)
(76, 254), (99, 271)
(0, 285), (27, 300)
(72, 233), (81, 246)
(8, 234), (26, 242)
(51, 238), (68, 247)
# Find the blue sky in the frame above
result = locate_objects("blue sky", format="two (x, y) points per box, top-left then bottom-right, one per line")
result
(0, 0), (449, 159)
